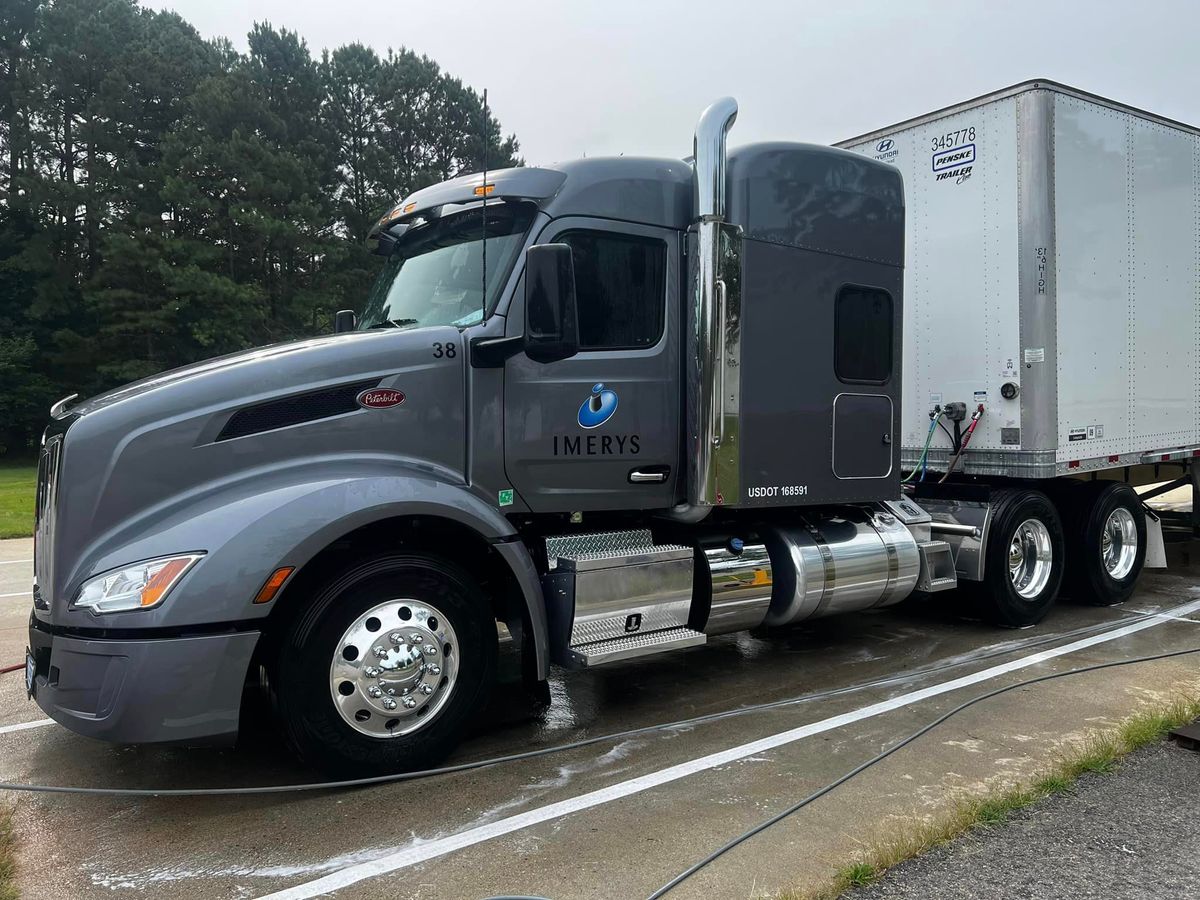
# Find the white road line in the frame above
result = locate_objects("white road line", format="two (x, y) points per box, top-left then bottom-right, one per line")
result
(259, 597), (1200, 900)
(0, 719), (53, 736)
(0, 560), (32, 566)
(0, 592), (29, 600)
(1128, 608), (1200, 625)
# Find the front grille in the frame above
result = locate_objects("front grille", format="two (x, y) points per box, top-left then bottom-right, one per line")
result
(33, 434), (63, 609)
(215, 379), (380, 441)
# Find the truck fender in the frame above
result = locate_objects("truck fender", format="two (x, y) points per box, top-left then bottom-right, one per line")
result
(59, 458), (549, 678)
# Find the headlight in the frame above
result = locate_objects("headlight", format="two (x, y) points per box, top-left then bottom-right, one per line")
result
(73, 554), (204, 614)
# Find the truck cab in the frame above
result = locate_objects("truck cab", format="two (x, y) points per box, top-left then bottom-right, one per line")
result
(29, 97), (1104, 776)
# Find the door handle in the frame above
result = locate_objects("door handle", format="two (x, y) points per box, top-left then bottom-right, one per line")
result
(628, 467), (669, 484)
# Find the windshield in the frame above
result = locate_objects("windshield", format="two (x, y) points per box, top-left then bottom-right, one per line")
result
(359, 201), (537, 330)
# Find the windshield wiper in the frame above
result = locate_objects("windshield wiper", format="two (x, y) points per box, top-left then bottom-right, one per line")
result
(368, 318), (420, 330)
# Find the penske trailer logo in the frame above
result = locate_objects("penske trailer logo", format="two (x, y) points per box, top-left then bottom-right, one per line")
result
(932, 143), (975, 183)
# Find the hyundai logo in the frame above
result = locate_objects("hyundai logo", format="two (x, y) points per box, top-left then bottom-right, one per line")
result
(577, 382), (618, 429)
(876, 139), (895, 153)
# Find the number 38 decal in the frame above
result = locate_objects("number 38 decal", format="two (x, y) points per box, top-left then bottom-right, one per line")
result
(432, 341), (456, 359)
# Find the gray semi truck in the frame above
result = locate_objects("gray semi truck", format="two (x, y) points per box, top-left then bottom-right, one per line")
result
(29, 84), (1181, 775)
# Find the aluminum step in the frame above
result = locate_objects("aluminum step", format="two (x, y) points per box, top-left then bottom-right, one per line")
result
(916, 539), (957, 593)
(567, 626), (707, 668)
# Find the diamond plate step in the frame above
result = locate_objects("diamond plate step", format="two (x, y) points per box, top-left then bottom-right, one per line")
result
(916, 539), (957, 593)
(568, 626), (707, 668)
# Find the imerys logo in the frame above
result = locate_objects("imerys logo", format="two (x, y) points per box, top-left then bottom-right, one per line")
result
(553, 382), (640, 456)
(577, 382), (618, 428)
(356, 388), (406, 409)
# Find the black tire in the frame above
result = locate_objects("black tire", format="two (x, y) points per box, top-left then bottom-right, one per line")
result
(972, 489), (1065, 627)
(273, 554), (496, 776)
(1063, 482), (1147, 606)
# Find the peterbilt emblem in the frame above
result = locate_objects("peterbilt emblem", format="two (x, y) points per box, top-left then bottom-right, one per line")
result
(356, 388), (406, 409)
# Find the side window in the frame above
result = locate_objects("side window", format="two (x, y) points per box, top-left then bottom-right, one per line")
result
(835, 285), (893, 383)
(558, 230), (666, 350)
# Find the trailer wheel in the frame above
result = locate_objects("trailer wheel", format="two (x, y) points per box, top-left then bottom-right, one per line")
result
(1063, 482), (1146, 606)
(273, 554), (496, 776)
(974, 489), (1065, 627)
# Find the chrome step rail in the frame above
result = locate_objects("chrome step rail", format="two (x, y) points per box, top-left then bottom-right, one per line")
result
(568, 626), (707, 668)
(543, 529), (704, 669)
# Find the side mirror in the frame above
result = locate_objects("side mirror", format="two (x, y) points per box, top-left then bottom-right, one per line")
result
(334, 309), (357, 333)
(524, 243), (579, 364)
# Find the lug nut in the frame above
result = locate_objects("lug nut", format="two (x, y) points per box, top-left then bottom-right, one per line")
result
(409, 632), (424, 644)
(427, 664), (441, 676)
(389, 632), (404, 644)
(363, 666), (381, 678)
(382, 698), (397, 711)
(367, 686), (382, 698)
(424, 645), (438, 656)
(372, 646), (388, 658)
(386, 687), (396, 696)
(420, 684), (434, 695)
(402, 697), (417, 709)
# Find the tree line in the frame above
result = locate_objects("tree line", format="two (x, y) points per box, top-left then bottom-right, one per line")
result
(0, 0), (520, 454)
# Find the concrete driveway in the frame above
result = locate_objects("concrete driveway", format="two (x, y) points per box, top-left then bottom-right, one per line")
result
(3, 536), (1200, 899)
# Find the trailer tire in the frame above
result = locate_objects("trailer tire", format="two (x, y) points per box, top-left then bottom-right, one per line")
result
(1063, 482), (1146, 606)
(972, 489), (1065, 627)
(273, 553), (496, 777)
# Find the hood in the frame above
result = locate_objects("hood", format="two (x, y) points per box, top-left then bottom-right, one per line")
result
(46, 325), (471, 604)
(65, 334), (355, 418)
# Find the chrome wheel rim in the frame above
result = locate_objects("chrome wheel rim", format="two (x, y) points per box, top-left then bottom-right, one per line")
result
(1008, 518), (1053, 600)
(329, 599), (459, 738)
(1101, 507), (1138, 580)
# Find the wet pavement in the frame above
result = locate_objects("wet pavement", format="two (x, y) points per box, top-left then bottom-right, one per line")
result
(3, 536), (1200, 899)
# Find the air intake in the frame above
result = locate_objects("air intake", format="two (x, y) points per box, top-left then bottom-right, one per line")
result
(216, 379), (380, 441)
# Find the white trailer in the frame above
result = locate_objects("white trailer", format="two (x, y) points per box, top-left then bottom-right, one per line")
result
(838, 79), (1200, 480)
(833, 79), (1199, 614)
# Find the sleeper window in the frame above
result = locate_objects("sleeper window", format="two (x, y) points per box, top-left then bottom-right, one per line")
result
(558, 231), (666, 350)
(835, 286), (893, 383)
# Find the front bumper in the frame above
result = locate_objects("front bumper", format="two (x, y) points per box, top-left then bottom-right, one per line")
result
(28, 617), (259, 746)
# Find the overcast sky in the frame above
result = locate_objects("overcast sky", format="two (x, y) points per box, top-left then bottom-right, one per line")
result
(141, 0), (1198, 166)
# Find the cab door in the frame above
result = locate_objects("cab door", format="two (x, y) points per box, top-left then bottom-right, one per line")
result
(503, 218), (680, 512)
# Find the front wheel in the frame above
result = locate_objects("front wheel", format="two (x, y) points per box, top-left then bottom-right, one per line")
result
(274, 554), (496, 776)
(972, 489), (1065, 627)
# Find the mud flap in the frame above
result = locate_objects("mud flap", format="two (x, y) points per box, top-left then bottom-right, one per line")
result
(1144, 507), (1167, 569)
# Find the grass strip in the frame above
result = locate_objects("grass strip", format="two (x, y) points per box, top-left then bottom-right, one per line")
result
(0, 463), (36, 540)
(788, 695), (1200, 900)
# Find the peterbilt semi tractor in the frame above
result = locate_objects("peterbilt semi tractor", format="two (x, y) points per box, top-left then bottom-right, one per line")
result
(28, 80), (1194, 775)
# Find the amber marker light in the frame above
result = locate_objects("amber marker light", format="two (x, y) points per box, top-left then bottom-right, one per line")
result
(254, 567), (295, 604)
(473, 184), (495, 196)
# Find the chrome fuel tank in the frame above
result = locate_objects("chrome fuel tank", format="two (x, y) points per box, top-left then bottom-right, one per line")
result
(761, 508), (919, 625)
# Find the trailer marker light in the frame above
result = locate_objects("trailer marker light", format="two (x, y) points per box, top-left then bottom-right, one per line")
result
(254, 567), (295, 604)
(1068, 460), (1080, 469)
(1108, 455), (1120, 463)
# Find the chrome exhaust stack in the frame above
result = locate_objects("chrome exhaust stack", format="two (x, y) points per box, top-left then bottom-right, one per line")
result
(687, 97), (740, 509)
